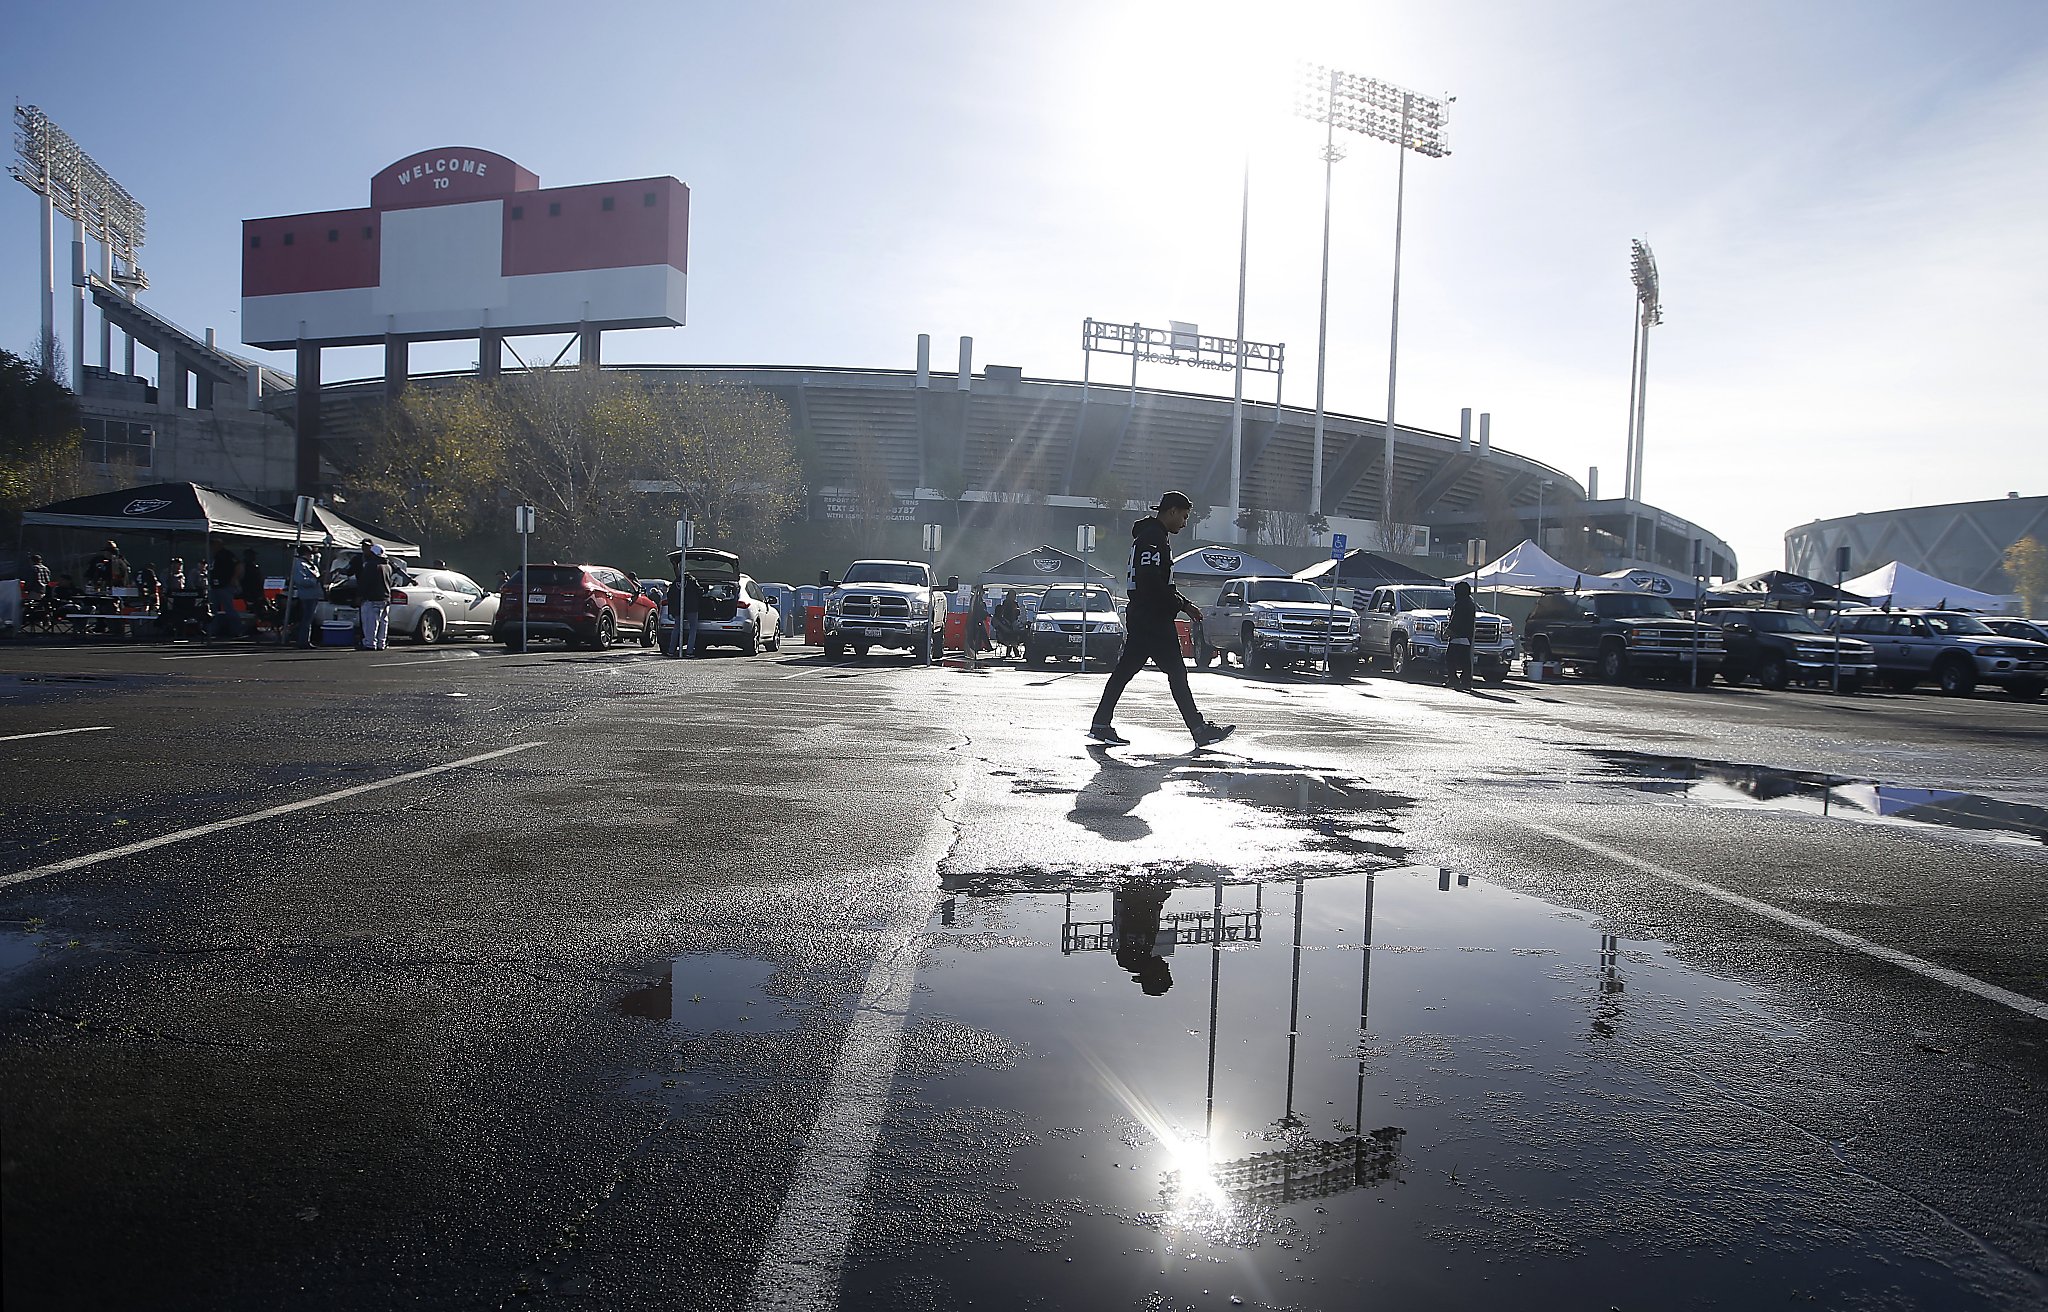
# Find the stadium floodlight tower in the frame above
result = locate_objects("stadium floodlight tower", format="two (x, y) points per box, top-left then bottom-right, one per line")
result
(1295, 66), (1450, 538)
(1622, 238), (1663, 561)
(10, 105), (148, 389)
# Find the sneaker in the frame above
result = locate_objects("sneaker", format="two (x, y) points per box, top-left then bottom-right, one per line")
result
(1087, 724), (1129, 745)
(1192, 722), (1236, 748)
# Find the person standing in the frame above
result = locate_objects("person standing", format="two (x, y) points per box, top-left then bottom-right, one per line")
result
(287, 545), (325, 648)
(22, 552), (51, 604)
(86, 540), (129, 595)
(1444, 580), (1478, 690)
(964, 584), (991, 668)
(1089, 490), (1234, 748)
(208, 547), (242, 638)
(352, 542), (393, 650)
(239, 548), (266, 633)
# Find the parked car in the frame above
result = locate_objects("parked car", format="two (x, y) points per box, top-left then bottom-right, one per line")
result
(493, 563), (661, 650)
(1828, 608), (2048, 698)
(1357, 584), (1516, 682)
(1024, 585), (1124, 667)
(314, 561), (496, 644)
(1524, 591), (1724, 683)
(1982, 616), (2048, 645)
(1197, 576), (1360, 675)
(663, 549), (781, 654)
(1707, 608), (1877, 691)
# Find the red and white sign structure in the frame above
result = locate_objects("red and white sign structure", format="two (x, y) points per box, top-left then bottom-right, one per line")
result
(240, 147), (687, 349)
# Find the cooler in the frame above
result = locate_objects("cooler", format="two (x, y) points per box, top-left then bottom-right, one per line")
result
(320, 620), (356, 648)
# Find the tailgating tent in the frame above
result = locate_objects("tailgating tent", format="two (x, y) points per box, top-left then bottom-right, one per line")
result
(1841, 561), (2007, 611)
(1172, 545), (1288, 581)
(23, 481), (305, 542)
(303, 505), (421, 559)
(1709, 570), (1869, 608)
(1293, 549), (1441, 591)
(978, 545), (1121, 591)
(1595, 567), (1706, 602)
(1449, 540), (1583, 590)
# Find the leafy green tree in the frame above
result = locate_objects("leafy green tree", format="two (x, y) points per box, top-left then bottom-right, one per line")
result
(2004, 536), (2047, 615)
(0, 348), (90, 540)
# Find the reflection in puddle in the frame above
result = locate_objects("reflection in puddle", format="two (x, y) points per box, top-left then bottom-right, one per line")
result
(845, 866), (2020, 1310)
(1584, 750), (2048, 845)
(613, 952), (808, 1034)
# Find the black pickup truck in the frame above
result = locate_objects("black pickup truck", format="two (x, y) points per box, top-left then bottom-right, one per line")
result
(1705, 607), (1877, 691)
(1524, 591), (1724, 683)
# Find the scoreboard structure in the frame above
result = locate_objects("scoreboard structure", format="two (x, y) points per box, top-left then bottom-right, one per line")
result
(240, 146), (689, 492)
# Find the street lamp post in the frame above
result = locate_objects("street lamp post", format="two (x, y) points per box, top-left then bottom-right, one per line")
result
(1297, 67), (1451, 540)
(1624, 240), (1663, 563)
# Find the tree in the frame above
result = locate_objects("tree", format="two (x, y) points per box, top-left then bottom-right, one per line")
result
(624, 380), (805, 557)
(350, 380), (511, 547)
(0, 348), (91, 540)
(2004, 536), (2047, 615)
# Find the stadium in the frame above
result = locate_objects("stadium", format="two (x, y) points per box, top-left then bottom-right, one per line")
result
(20, 119), (1736, 580)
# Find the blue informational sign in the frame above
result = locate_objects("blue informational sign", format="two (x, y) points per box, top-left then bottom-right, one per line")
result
(1330, 533), (1348, 559)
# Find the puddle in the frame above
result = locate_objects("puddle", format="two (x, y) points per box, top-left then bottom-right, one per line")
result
(0, 927), (46, 974)
(613, 952), (810, 1034)
(1583, 750), (2048, 846)
(844, 866), (2032, 1310)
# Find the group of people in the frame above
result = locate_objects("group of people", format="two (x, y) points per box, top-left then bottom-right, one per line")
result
(958, 587), (1028, 666)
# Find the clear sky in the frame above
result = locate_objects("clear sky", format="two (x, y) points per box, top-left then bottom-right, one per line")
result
(6, 0), (2045, 573)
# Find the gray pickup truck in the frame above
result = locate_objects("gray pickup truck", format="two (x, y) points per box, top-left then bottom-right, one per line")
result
(1356, 584), (1518, 683)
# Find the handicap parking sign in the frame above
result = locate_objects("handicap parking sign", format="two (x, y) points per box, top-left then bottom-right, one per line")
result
(1330, 533), (1348, 559)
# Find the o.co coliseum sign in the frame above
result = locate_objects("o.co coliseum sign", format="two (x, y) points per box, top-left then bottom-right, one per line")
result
(368, 147), (540, 210)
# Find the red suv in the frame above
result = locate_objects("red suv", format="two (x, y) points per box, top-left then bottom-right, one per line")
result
(494, 563), (661, 650)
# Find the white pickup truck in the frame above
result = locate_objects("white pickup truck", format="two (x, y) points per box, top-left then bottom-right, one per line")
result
(821, 559), (955, 661)
(1196, 576), (1361, 676)
(1357, 584), (1518, 683)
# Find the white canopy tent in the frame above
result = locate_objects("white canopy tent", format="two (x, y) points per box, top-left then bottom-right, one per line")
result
(1449, 540), (1583, 590)
(1841, 561), (2009, 612)
(1596, 567), (1705, 602)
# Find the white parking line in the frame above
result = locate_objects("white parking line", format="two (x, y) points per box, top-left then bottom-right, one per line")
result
(747, 863), (947, 1310)
(0, 742), (545, 891)
(160, 650), (267, 661)
(0, 726), (113, 743)
(1520, 819), (2048, 1022)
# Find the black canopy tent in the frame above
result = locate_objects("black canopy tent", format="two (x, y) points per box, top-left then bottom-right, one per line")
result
(1707, 569), (1869, 608)
(23, 481), (306, 543)
(977, 545), (1121, 592)
(1292, 549), (1443, 593)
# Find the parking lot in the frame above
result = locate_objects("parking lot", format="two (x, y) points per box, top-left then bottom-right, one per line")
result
(2, 633), (2045, 1311)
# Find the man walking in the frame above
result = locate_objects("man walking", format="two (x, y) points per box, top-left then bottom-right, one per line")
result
(1088, 490), (1234, 749)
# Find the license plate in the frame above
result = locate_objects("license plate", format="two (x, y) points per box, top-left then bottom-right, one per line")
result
(527, 593), (546, 604)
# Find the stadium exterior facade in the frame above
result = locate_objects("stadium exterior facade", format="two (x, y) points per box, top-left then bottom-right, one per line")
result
(305, 352), (1737, 580)
(1786, 495), (2045, 597)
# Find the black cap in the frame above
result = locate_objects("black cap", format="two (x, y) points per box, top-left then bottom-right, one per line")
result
(1153, 490), (1193, 511)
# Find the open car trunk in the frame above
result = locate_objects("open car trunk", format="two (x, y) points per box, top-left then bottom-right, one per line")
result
(672, 549), (741, 621)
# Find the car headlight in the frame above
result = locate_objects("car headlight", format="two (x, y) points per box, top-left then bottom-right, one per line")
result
(826, 595), (843, 615)
(1412, 619), (1440, 635)
(908, 597), (930, 617)
(1499, 619), (1515, 634)
(1097, 621), (1122, 634)
(1035, 619), (1059, 632)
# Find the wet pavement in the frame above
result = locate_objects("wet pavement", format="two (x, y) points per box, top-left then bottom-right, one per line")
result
(0, 638), (2043, 1310)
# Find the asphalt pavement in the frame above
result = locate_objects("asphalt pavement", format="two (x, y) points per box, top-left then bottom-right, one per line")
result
(2, 635), (2044, 1311)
